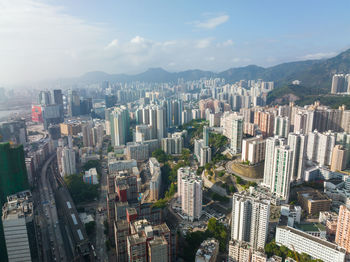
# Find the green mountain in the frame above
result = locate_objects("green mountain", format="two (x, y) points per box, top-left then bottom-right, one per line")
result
(67, 48), (350, 93)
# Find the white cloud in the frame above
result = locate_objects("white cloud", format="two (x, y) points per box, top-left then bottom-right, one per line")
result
(196, 38), (213, 49)
(217, 39), (234, 47)
(299, 52), (336, 60)
(130, 36), (146, 44)
(194, 14), (229, 29)
(0, 0), (106, 84)
(105, 39), (119, 49)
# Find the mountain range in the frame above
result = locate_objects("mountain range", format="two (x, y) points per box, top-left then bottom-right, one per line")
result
(73, 48), (350, 91)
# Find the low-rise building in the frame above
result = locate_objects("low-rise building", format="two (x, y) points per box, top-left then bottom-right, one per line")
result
(297, 190), (331, 215)
(2, 190), (36, 262)
(195, 238), (219, 262)
(276, 226), (346, 262)
(83, 167), (98, 184)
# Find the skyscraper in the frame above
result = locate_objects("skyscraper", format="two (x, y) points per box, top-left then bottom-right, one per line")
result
(177, 167), (202, 221)
(306, 130), (336, 166)
(222, 113), (244, 154)
(288, 132), (306, 181)
(203, 126), (209, 147)
(82, 123), (94, 147)
(274, 116), (290, 138)
(156, 106), (166, 140)
(67, 89), (80, 116)
(331, 74), (346, 94)
(330, 145), (347, 172)
(0, 143), (29, 261)
(0, 143), (29, 204)
(263, 136), (285, 188)
(335, 205), (350, 253)
(61, 147), (76, 176)
(271, 145), (293, 200)
(109, 106), (130, 146)
(231, 193), (270, 250)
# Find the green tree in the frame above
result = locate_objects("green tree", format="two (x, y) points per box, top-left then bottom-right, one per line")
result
(85, 221), (96, 236)
(64, 174), (99, 204)
(152, 149), (169, 163)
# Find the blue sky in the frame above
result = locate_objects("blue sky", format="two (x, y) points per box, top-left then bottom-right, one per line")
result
(1, 0), (350, 85)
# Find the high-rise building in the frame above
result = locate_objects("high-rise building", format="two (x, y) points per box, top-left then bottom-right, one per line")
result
(331, 74), (346, 94)
(156, 106), (166, 140)
(335, 205), (350, 253)
(306, 130), (336, 166)
(271, 145), (293, 200)
(115, 219), (129, 262)
(82, 123), (94, 147)
(241, 136), (263, 162)
(161, 137), (183, 155)
(274, 116), (290, 138)
(38, 90), (51, 105)
(0, 143), (29, 204)
(50, 89), (63, 105)
(203, 126), (209, 147)
(330, 145), (347, 172)
(263, 136), (285, 188)
(177, 167), (202, 221)
(222, 113), (244, 154)
(109, 106), (130, 146)
(0, 120), (27, 145)
(0, 143), (29, 261)
(288, 132), (306, 181)
(149, 158), (162, 201)
(2, 190), (36, 262)
(293, 111), (308, 134)
(41, 104), (64, 130)
(341, 110), (350, 133)
(135, 125), (152, 142)
(231, 193), (270, 250)
(126, 219), (171, 262)
(61, 147), (76, 176)
(67, 89), (81, 116)
(200, 146), (212, 166)
(149, 107), (158, 139)
(254, 111), (274, 138)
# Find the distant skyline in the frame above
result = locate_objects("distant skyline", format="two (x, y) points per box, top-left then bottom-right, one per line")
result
(1, 0), (350, 85)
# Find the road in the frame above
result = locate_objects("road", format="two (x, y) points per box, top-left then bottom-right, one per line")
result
(95, 142), (108, 262)
(36, 154), (67, 262)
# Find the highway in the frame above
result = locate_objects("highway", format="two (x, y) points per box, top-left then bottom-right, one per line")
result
(95, 142), (108, 262)
(35, 154), (67, 262)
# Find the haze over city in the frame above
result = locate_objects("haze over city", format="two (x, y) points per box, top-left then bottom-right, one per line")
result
(2, 1), (350, 262)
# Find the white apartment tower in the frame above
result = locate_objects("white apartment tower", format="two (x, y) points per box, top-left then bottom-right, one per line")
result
(200, 146), (212, 167)
(274, 116), (290, 138)
(222, 113), (244, 154)
(306, 130), (336, 166)
(231, 193), (270, 250)
(110, 106), (130, 146)
(263, 136), (285, 188)
(177, 167), (202, 221)
(156, 106), (166, 140)
(271, 145), (293, 200)
(288, 132), (306, 181)
(61, 147), (76, 176)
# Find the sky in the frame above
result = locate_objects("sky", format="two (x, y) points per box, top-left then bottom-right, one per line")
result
(1, 0), (350, 86)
